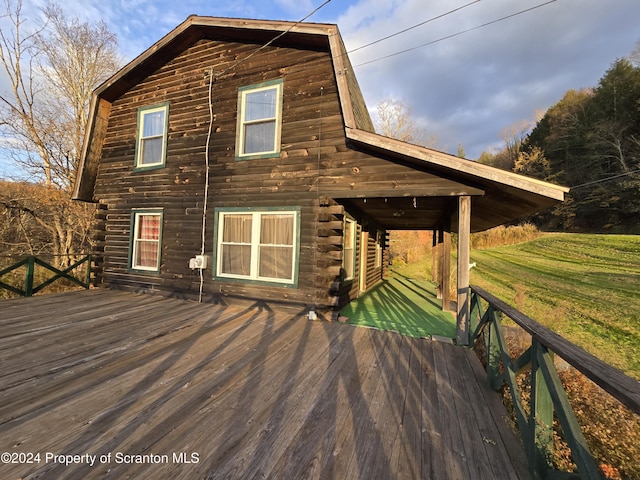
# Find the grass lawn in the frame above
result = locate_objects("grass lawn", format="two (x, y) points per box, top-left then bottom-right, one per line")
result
(339, 272), (456, 339)
(469, 233), (640, 380)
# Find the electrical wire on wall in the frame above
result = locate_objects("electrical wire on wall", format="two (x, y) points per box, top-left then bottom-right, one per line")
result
(199, 67), (214, 303)
(194, 0), (333, 303)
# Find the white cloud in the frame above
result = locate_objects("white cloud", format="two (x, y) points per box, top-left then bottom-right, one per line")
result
(338, 0), (640, 158)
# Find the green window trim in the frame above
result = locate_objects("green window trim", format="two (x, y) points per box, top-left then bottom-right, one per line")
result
(134, 102), (169, 171)
(235, 79), (283, 160)
(213, 206), (300, 288)
(128, 208), (164, 273)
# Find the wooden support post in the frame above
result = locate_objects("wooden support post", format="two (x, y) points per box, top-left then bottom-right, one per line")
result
(456, 196), (471, 345)
(431, 229), (437, 283)
(436, 228), (443, 299)
(441, 231), (451, 311)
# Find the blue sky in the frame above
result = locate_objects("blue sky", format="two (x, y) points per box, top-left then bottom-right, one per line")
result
(2, 0), (640, 179)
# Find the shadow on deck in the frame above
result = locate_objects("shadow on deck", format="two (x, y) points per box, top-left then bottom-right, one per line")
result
(340, 272), (456, 339)
(0, 289), (529, 479)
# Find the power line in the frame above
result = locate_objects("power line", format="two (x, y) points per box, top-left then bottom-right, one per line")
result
(354, 0), (558, 68)
(214, 0), (332, 79)
(348, 0), (480, 55)
(570, 169), (640, 190)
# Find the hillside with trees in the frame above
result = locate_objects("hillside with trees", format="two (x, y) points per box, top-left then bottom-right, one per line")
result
(0, 1), (120, 267)
(481, 57), (640, 233)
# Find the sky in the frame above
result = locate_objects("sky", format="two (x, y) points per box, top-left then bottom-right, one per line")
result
(2, 0), (640, 178)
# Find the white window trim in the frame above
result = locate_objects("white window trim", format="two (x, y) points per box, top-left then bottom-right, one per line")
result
(236, 79), (283, 159)
(343, 217), (357, 281)
(215, 208), (299, 285)
(135, 103), (169, 169)
(375, 230), (383, 269)
(130, 209), (163, 272)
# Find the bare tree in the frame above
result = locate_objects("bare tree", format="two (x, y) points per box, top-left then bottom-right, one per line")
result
(0, 0), (119, 189)
(0, 0), (120, 266)
(630, 38), (640, 67)
(373, 98), (438, 147)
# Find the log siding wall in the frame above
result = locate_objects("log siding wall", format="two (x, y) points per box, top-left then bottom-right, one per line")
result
(92, 38), (395, 310)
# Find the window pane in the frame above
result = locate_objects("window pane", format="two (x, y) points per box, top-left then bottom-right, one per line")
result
(223, 215), (252, 243)
(344, 220), (354, 248)
(344, 249), (354, 279)
(142, 110), (165, 137)
(261, 215), (293, 245)
(221, 244), (251, 275)
(138, 215), (160, 240)
(141, 137), (163, 165)
(135, 240), (158, 268)
(259, 246), (293, 280)
(244, 121), (276, 154)
(244, 88), (277, 121)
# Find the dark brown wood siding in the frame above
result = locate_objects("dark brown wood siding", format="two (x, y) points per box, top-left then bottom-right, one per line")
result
(92, 37), (439, 309)
(93, 39), (347, 307)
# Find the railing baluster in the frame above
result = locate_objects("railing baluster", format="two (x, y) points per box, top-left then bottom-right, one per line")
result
(24, 256), (35, 297)
(1, 255), (92, 297)
(536, 345), (602, 479)
(467, 284), (640, 480)
(530, 339), (554, 475)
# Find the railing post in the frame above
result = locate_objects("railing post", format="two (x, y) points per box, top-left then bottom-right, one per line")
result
(85, 255), (92, 288)
(24, 256), (35, 297)
(530, 340), (554, 476)
(486, 307), (501, 388)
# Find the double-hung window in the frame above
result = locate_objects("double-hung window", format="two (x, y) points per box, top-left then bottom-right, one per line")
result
(343, 218), (357, 281)
(236, 79), (283, 159)
(215, 208), (299, 285)
(130, 209), (163, 272)
(135, 103), (169, 170)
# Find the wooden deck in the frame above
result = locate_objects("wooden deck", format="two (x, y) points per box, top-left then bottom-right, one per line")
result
(0, 290), (530, 479)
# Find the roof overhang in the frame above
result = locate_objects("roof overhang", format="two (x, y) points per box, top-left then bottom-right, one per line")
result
(72, 15), (567, 234)
(343, 128), (568, 233)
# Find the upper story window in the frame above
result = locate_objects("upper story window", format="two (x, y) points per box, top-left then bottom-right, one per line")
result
(135, 103), (169, 170)
(130, 209), (163, 272)
(236, 79), (283, 159)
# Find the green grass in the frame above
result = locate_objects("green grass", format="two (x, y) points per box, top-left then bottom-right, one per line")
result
(469, 233), (640, 380)
(340, 272), (456, 339)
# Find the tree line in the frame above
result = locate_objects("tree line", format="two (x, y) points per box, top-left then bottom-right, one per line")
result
(480, 56), (640, 233)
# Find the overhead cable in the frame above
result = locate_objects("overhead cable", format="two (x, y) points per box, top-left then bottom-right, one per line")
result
(354, 0), (558, 68)
(347, 0), (481, 54)
(215, 0), (332, 79)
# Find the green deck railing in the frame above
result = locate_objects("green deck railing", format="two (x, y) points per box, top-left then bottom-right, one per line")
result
(469, 285), (640, 480)
(0, 255), (92, 297)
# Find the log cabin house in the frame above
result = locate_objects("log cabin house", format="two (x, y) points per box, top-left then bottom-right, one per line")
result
(73, 15), (567, 342)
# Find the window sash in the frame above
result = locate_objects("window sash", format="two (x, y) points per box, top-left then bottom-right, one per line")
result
(216, 210), (297, 283)
(375, 231), (383, 268)
(136, 104), (168, 168)
(131, 211), (162, 271)
(237, 81), (282, 158)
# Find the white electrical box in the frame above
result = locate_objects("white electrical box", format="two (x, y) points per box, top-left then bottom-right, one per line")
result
(189, 255), (208, 269)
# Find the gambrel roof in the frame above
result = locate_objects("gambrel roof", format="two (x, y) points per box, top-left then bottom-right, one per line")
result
(73, 15), (567, 232)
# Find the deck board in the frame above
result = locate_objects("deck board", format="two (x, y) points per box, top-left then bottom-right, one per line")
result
(0, 290), (530, 479)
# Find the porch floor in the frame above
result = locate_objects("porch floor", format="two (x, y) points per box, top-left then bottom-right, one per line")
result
(340, 272), (456, 339)
(0, 289), (529, 479)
